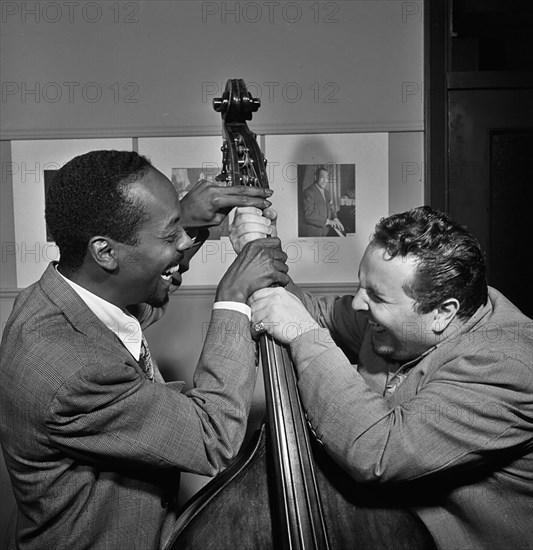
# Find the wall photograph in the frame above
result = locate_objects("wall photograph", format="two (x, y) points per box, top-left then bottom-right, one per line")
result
(11, 133), (388, 288)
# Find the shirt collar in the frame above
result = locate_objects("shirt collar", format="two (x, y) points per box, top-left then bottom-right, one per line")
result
(55, 266), (142, 360)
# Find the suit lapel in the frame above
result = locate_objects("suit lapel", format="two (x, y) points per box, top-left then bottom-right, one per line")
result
(38, 263), (164, 382)
(38, 263), (112, 340)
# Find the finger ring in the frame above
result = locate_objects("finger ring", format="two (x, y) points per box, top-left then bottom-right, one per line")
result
(252, 321), (266, 334)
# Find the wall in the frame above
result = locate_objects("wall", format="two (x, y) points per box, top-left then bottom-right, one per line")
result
(0, 0), (424, 542)
(0, 141), (16, 288)
(1, 0), (424, 289)
(1, 0), (423, 139)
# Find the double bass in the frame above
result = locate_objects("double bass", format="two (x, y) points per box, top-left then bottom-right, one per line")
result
(167, 80), (436, 550)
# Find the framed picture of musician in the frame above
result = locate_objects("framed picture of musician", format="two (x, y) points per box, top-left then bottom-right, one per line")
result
(297, 163), (356, 238)
(263, 133), (388, 285)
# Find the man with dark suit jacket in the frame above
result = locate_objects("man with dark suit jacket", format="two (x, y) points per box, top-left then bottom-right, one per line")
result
(0, 150), (289, 550)
(302, 166), (345, 237)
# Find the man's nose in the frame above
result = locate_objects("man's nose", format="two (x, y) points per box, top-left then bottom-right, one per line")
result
(177, 232), (194, 252)
(351, 288), (368, 311)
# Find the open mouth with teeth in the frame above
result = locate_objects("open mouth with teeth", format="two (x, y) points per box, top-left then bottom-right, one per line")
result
(161, 264), (180, 282)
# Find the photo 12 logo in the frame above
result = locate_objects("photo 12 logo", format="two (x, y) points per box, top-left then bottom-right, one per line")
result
(1, 2), (140, 24)
(2, 162), (61, 184)
(201, 2), (340, 24)
(202, 81), (339, 104)
(2, 242), (58, 265)
(2, 82), (140, 104)
(400, 1), (423, 23)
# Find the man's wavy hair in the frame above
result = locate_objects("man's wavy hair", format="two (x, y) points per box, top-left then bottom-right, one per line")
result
(371, 206), (488, 320)
(45, 150), (152, 273)
(314, 165), (329, 180)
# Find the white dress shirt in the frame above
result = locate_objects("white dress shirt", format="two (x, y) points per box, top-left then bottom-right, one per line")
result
(56, 267), (145, 360)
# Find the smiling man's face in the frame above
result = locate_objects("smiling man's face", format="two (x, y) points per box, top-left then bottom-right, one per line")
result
(351, 243), (437, 362)
(115, 168), (193, 308)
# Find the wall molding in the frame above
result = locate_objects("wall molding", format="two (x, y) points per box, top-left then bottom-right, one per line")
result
(0, 288), (21, 299)
(170, 282), (358, 299)
(0, 122), (423, 141)
(1, 283), (358, 301)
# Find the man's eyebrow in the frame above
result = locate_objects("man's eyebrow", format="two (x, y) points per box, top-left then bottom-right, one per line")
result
(163, 216), (181, 230)
(366, 281), (386, 297)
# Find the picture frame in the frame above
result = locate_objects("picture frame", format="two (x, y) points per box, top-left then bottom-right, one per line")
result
(10, 134), (388, 289)
(263, 133), (389, 284)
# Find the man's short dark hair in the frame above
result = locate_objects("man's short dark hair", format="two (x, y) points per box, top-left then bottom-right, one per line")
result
(315, 165), (329, 179)
(45, 150), (152, 272)
(371, 206), (488, 320)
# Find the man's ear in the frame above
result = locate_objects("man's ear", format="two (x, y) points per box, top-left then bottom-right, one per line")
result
(88, 237), (118, 270)
(431, 298), (460, 334)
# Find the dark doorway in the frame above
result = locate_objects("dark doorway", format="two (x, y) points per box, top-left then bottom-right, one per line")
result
(425, 0), (533, 317)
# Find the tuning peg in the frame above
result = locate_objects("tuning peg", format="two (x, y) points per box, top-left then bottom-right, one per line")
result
(213, 93), (228, 113)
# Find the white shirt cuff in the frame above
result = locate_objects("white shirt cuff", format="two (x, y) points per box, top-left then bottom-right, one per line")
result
(213, 301), (251, 320)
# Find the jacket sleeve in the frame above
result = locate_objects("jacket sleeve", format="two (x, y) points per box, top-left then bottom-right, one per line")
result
(45, 309), (257, 476)
(290, 328), (533, 484)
